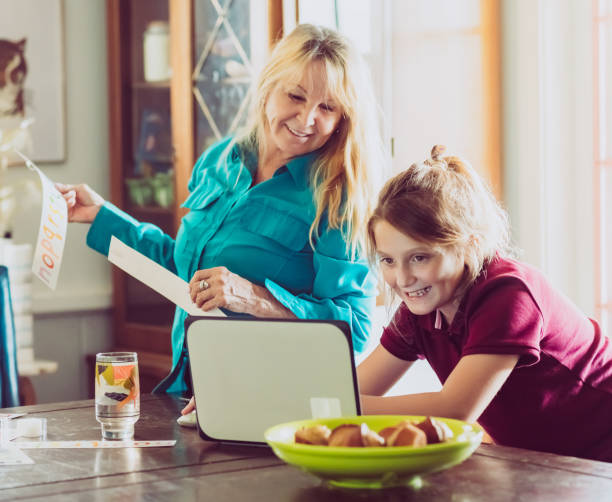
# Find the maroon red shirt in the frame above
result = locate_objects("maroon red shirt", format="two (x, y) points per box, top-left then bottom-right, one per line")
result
(381, 256), (612, 462)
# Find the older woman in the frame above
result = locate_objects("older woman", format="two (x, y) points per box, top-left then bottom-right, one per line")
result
(57, 24), (384, 396)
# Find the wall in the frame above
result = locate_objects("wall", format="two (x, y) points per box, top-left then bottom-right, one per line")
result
(502, 0), (595, 317)
(6, 0), (113, 403)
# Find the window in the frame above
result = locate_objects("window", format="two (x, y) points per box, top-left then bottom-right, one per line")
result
(388, 0), (501, 196)
(594, 0), (612, 334)
(284, 0), (502, 194)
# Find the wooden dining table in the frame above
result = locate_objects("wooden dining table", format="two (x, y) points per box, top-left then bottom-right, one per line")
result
(1, 394), (611, 501)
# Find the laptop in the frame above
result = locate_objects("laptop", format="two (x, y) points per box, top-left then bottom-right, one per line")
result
(185, 316), (361, 445)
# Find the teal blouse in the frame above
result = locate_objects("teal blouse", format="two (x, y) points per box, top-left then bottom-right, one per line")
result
(87, 137), (377, 394)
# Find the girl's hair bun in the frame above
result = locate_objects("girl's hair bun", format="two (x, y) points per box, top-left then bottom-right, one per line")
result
(430, 144), (446, 162)
(426, 144), (466, 175)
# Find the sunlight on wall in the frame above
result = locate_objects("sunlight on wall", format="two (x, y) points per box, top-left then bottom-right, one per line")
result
(390, 0), (486, 178)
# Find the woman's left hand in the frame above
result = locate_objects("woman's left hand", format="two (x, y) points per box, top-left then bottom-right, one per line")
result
(189, 266), (269, 315)
(181, 396), (195, 415)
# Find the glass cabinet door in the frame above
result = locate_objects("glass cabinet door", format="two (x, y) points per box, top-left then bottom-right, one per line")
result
(192, 0), (268, 154)
(109, 0), (277, 332)
(127, 0), (174, 224)
(105, 0), (281, 384)
(124, 0), (176, 327)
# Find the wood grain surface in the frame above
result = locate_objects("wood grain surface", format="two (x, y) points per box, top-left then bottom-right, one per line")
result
(1, 395), (611, 501)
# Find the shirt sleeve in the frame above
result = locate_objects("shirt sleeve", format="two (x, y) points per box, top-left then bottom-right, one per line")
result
(463, 277), (542, 367)
(86, 202), (178, 274)
(264, 227), (377, 353)
(380, 304), (423, 361)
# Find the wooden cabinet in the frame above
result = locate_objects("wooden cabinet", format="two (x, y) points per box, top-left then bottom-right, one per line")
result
(103, 0), (282, 391)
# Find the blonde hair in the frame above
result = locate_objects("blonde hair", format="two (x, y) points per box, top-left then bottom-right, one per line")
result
(368, 145), (513, 297)
(228, 24), (384, 257)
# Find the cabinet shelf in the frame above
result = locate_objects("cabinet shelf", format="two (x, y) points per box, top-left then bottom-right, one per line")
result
(133, 155), (174, 164)
(132, 80), (171, 90)
(193, 75), (251, 85)
(127, 204), (174, 216)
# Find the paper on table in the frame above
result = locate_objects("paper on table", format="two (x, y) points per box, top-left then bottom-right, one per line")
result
(108, 236), (225, 317)
(0, 413), (26, 420)
(17, 440), (176, 449)
(0, 445), (34, 465)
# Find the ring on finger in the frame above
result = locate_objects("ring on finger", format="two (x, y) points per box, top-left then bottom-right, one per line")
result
(199, 279), (209, 291)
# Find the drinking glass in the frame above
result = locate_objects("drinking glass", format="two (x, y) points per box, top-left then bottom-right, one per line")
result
(95, 352), (140, 440)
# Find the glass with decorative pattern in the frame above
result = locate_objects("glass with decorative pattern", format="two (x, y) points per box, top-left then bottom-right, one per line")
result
(95, 352), (140, 440)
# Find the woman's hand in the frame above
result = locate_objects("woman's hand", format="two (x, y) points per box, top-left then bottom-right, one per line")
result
(189, 266), (295, 318)
(181, 396), (195, 415)
(55, 182), (105, 223)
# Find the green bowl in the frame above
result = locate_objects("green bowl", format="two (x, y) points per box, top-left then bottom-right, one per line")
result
(264, 415), (483, 489)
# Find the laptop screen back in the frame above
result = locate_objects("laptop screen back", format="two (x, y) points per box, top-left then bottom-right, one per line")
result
(186, 317), (360, 445)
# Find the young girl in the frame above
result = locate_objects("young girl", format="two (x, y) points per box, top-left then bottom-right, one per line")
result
(358, 146), (612, 462)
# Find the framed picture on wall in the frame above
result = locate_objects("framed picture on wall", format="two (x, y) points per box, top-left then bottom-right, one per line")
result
(0, 0), (65, 164)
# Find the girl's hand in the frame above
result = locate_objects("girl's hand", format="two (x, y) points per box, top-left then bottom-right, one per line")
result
(189, 266), (295, 318)
(55, 182), (105, 223)
(181, 396), (195, 415)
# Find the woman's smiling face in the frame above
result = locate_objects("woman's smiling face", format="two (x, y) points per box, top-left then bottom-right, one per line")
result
(374, 219), (466, 323)
(263, 60), (342, 159)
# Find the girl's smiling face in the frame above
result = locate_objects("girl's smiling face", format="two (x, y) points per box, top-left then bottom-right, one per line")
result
(374, 219), (466, 323)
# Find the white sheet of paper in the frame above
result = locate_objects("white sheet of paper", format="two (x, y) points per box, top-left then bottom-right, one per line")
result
(108, 236), (224, 317)
(17, 440), (176, 449)
(0, 445), (34, 465)
(0, 413), (26, 420)
(15, 150), (68, 290)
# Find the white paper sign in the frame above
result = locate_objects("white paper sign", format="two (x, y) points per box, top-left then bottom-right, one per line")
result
(15, 151), (68, 289)
(0, 445), (34, 465)
(108, 236), (225, 317)
(17, 439), (176, 449)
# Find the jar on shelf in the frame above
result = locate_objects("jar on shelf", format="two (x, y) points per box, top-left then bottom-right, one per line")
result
(125, 178), (154, 207)
(150, 171), (174, 208)
(143, 21), (170, 82)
